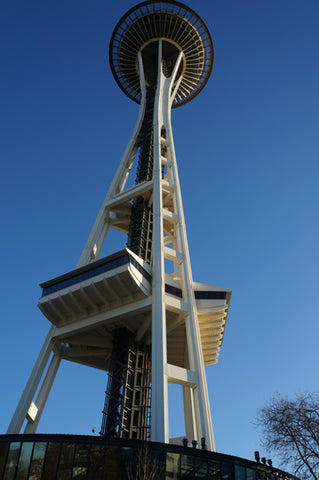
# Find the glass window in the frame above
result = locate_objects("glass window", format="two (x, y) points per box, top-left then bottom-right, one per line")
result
(42, 253), (130, 296)
(0, 442), (9, 480)
(194, 291), (226, 300)
(72, 443), (89, 479)
(105, 446), (121, 479)
(208, 460), (221, 480)
(166, 452), (179, 479)
(87, 444), (105, 480)
(235, 465), (246, 480)
(270, 473), (277, 480)
(181, 454), (195, 478)
(57, 442), (75, 480)
(3, 442), (21, 480)
(29, 442), (47, 480)
(120, 447), (135, 480)
(153, 449), (166, 479)
(195, 457), (208, 478)
(222, 461), (234, 480)
(42, 442), (61, 480)
(16, 442), (33, 480)
(256, 471), (267, 480)
(122, 445), (164, 480)
(246, 468), (257, 480)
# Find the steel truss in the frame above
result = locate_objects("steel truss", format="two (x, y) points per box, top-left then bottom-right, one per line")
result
(101, 328), (151, 440)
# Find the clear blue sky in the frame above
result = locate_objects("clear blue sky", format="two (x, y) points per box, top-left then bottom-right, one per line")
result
(1, 0), (319, 468)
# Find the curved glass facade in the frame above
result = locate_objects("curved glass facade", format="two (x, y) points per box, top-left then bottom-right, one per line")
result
(0, 434), (299, 480)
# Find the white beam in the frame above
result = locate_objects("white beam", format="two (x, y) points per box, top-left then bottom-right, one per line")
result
(53, 296), (152, 339)
(151, 39), (169, 445)
(24, 353), (61, 433)
(7, 326), (55, 434)
(163, 209), (178, 224)
(166, 364), (197, 386)
(164, 246), (183, 264)
(105, 180), (153, 210)
(183, 386), (196, 441)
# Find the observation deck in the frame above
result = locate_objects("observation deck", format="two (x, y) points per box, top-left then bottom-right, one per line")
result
(109, 0), (214, 107)
(38, 249), (230, 370)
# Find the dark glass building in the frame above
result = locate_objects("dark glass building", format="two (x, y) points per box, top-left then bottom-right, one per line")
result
(0, 435), (299, 480)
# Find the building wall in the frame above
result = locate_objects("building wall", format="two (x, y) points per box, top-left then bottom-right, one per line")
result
(0, 434), (299, 480)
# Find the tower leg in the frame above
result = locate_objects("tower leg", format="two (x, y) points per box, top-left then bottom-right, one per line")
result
(155, 43), (215, 450)
(151, 39), (169, 444)
(77, 52), (147, 268)
(183, 385), (196, 442)
(7, 326), (55, 434)
(24, 353), (61, 433)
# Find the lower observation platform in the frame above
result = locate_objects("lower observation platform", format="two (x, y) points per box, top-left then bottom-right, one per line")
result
(38, 249), (231, 370)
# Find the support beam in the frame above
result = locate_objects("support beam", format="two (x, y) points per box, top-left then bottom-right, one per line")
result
(53, 297), (152, 339)
(166, 364), (197, 386)
(151, 39), (169, 444)
(183, 386), (196, 442)
(24, 354), (61, 433)
(7, 326), (55, 434)
(164, 246), (183, 264)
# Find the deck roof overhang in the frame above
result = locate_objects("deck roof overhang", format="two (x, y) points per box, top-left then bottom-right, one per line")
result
(38, 249), (230, 370)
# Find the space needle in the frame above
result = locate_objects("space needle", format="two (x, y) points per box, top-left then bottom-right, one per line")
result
(8, 0), (231, 454)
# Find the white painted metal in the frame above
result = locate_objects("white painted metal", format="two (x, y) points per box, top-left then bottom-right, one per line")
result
(8, 38), (230, 450)
(151, 39), (169, 444)
(76, 51), (147, 267)
(183, 386), (196, 442)
(7, 326), (56, 434)
(26, 402), (38, 423)
(24, 353), (61, 433)
(146, 41), (215, 450)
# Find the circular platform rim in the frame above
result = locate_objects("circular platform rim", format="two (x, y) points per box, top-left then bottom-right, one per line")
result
(109, 0), (214, 108)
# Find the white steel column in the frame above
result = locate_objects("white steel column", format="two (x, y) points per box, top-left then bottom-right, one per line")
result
(183, 385), (196, 441)
(151, 39), (169, 443)
(77, 52), (147, 268)
(24, 353), (61, 433)
(7, 325), (56, 434)
(148, 41), (215, 450)
(167, 115), (215, 449)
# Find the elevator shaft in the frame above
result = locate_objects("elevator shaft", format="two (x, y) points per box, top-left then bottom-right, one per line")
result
(101, 61), (158, 440)
(100, 328), (151, 440)
(127, 61), (158, 264)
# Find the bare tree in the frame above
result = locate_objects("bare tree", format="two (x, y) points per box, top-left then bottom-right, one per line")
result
(256, 393), (319, 480)
(125, 443), (164, 480)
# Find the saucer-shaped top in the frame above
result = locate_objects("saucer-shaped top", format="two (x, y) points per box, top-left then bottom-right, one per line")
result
(109, 0), (214, 108)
